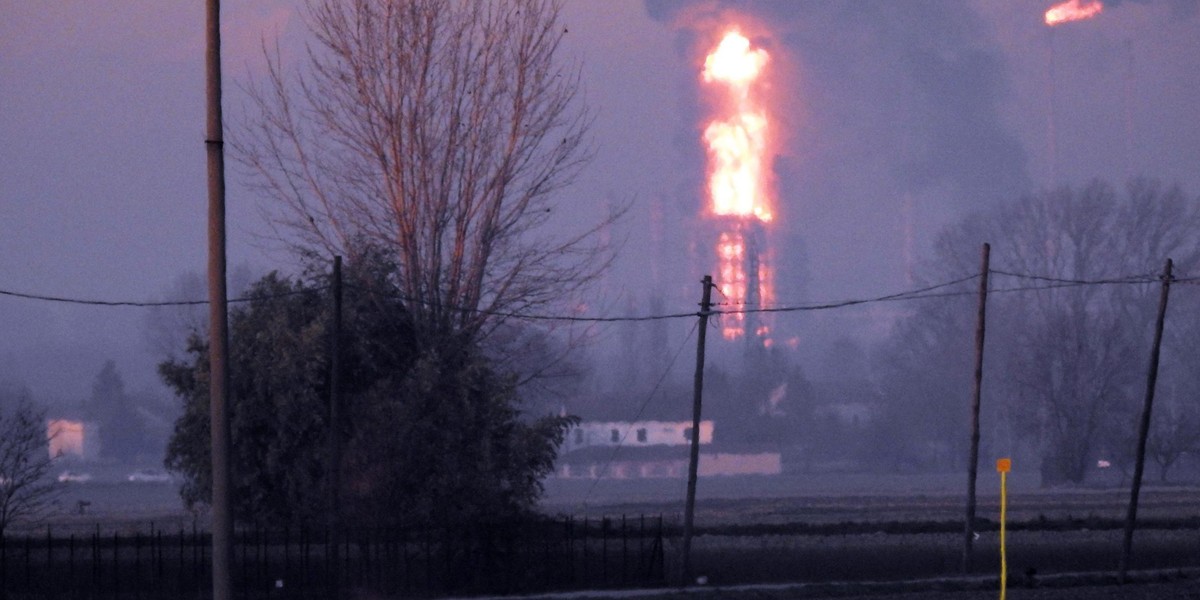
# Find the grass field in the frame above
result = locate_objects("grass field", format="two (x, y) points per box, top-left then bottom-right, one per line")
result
(10, 472), (1200, 596)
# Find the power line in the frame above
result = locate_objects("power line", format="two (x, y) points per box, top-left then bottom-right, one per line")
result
(0, 286), (326, 307)
(341, 282), (701, 323)
(989, 268), (1159, 285)
(1, 267), (1188, 321)
(715, 273), (981, 315)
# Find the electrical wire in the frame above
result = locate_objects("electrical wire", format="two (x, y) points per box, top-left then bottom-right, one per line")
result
(0, 286), (326, 307)
(989, 268), (1160, 285)
(0, 268), (1188, 321)
(715, 273), (981, 316)
(341, 282), (700, 323)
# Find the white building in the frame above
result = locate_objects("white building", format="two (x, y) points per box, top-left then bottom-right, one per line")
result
(562, 420), (713, 453)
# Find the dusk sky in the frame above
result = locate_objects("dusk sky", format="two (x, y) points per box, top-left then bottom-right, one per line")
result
(2, 0), (1199, 406)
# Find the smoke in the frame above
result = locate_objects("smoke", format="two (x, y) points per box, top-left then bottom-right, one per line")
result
(642, 0), (1030, 356)
(646, 1), (1029, 203)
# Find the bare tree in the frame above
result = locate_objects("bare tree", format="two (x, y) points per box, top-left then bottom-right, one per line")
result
(0, 389), (58, 537)
(236, 0), (612, 347)
(877, 179), (1200, 483)
(997, 181), (1200, 484)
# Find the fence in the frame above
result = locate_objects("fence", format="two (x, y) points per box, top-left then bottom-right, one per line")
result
(0, 515), (665, 599)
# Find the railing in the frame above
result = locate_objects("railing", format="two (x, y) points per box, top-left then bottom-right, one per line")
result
(0, 515), (665, 599)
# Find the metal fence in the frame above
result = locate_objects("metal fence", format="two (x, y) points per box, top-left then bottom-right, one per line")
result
(0, 515), (665, 599)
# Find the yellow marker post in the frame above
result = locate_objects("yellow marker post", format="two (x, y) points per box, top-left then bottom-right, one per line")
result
(996, 458), (1012, 600)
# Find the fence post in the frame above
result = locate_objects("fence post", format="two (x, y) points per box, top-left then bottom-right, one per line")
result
(622, 515), (628, 587)
(657, 515), (665, 581)
(639, 515), (646, 582)
(135, 531), (142, 599)
(283, 526), (291, 593)
(566, 517), (574, 585)
(157, 531), (164, 591)
(602, 517), (609, 587)
(113, 532), (120, 599)
(45, 527), (52, 596)
(301, 527), (310, 592)
(92, 529), (99, 593)
(68, 533), (75, 595)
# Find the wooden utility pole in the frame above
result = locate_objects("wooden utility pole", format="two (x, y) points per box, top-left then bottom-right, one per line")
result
(329, 256), (343, 595)
(681, 275), (714, 586)
(1119, 258), (1173, 581)
(204, 1), (233, 599)
(962, 242), (990, 573)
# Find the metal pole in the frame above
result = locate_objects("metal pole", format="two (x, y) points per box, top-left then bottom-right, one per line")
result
(963, 242), (990, 573)
(204, 1), (233, 598)
(1119, 258), (1173, 581)
(681, 275), (713, 586)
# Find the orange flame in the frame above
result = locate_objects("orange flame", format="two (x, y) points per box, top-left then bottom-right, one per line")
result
(1045, 0), (1103, 26)
(703, 29), (775, 345)
(703, 31), (772, 223)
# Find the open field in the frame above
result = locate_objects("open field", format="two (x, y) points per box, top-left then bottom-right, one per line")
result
(8, 473), (1200, 597)
(543, 473), (1200, 592)
(541, 472), (1200, 526)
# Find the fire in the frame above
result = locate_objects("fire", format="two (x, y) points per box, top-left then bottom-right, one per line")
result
(703, 31), (768, 87)
(703, 31), (772, 223)
(1045, 0), (1103, 25)
(702, 29), (775, 345)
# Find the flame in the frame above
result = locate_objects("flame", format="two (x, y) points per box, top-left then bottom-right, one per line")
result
(703, 29), (776, 345)
(703, 31), (772, 223)
(704, 31), (768, 86)
(1045, 0), (1103, 25)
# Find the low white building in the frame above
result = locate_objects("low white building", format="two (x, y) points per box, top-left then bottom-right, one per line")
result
(556, 420), (781, 479)
(562, 420), (713, 453)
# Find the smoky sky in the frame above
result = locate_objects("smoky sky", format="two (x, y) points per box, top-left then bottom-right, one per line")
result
(2, 0), (1199, 406)
(653, 1), (1031, 195)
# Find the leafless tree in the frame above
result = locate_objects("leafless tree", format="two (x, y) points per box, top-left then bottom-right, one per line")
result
(877, 179), (1200, 483)
(996, 181), (1200, 484)
(235, 0), (613, 348)
(0, 390), (58, 537)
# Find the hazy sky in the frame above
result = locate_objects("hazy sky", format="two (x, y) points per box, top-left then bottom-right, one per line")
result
(2, 0), (1198, 405)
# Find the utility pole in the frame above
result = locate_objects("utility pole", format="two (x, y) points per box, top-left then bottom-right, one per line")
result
(204, 1), (233, 599)
(962, 242), (990, 574)
(681, 275), (714, 586)
(1120, 258), (1173, 582)
(329, 255), (343, 595)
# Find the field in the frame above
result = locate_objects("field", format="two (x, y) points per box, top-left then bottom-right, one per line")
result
(9, 472), (1200, 598)
(542, 472), (1200, 593)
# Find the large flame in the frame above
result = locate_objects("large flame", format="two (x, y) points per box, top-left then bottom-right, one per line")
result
(1045, 0), (1103, 26)
(702, 30), (774, 344)
(703, 31), (772, 223)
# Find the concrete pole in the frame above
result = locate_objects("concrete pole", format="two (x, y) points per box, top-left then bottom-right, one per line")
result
(204, 1), (233, 598)
(681, 275), (714, 586)
(329, 256), (342, 595)
(963, 242), (990, 573)
(1120, 258), (1173, 581)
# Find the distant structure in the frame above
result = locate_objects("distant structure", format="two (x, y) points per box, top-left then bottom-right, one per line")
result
(46, 419), (97, 460)
(700, 30), (776, 350)
(555, 420), (780, 479)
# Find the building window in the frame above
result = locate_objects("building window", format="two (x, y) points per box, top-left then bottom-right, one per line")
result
(683, 427), (693, 441)
(611, 429), (620, 443)
(636, 428), (647, 443)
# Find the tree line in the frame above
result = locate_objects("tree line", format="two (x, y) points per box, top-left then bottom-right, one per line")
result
(873, 179), (1200, 484)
